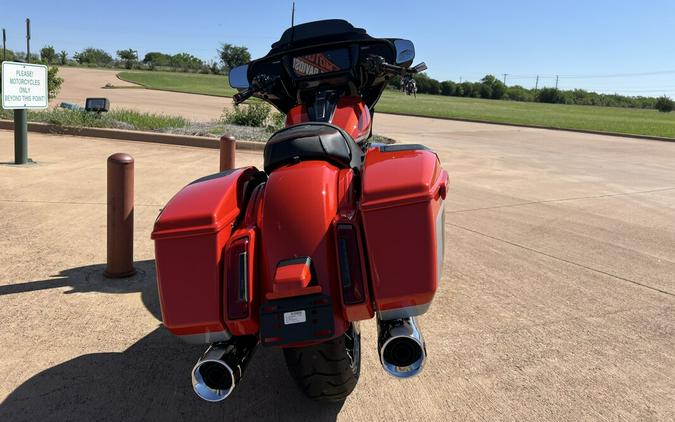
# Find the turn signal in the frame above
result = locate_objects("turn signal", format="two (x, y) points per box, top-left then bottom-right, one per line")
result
(336, 224), (365, 305)
(226, 237), (250, 319)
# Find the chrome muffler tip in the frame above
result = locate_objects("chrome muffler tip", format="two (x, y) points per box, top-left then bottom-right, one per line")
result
(191, 336), (257, 402)
(377, 316), (426, 378)
(192, 352), (237, 402)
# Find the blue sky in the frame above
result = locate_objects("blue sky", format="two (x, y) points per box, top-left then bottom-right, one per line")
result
(2, 0), (674, 96)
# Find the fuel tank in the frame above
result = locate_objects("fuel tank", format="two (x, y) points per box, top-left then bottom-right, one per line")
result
(286, 96), (372, 143)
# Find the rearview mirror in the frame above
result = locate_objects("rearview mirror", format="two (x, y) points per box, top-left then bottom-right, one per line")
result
(229, 65), (250, 89)
(394, 39), (415, 65)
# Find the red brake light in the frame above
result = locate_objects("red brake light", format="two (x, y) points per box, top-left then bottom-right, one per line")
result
(336, 224), (365, 305)
(226, 237), (250, 319)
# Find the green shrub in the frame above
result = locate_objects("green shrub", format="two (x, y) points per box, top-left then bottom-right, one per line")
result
(537, 87), (565, 104)
(47, 66), (64, 98)
(1, 49), (17, 61)
(479, 83), (492, 99)
(40, 45), (57, 64)
(143, 52), (172, 67)
(440, 81), (456, 96)
(655, 96), (673, 112)
(505, 85), (534, 102)
(459, 81), (474, 97)
(222, 102), (272, 127)
(73, 48), (113, 65)
(268, 112), (286, 131)
(170, 53), (203, 71)
(415, 73), (440, 95)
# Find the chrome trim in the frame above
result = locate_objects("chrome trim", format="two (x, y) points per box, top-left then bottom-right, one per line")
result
(177, 330), (231, 344)
(377, 316), (426, 378)
(377, 303), (431, 321)
(191, 336), (258, 402)
(192, 346), (237, 402)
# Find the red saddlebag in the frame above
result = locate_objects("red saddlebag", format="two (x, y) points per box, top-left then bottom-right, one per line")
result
(360, 145), (448, 320)
(151, 167), (264, 343)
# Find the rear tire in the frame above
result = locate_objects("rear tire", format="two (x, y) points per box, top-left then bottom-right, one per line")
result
(283, 323), (361, 402)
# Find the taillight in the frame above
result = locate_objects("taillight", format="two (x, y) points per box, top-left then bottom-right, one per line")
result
(226, 237), (250, 319)
(336, 224), (366, 305)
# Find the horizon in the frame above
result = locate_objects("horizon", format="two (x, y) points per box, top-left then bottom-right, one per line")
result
(2, 0), (674, 96)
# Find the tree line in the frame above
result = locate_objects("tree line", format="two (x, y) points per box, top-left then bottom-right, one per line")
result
(2, 43), (251, 74)
(3, 44), (672, 112)
(392, 73), (673, 111)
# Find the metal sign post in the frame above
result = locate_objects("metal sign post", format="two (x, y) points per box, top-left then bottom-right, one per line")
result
(16, 19), (30, 164)
(0, 19), (47, 165)
(2, 60), (48, 164)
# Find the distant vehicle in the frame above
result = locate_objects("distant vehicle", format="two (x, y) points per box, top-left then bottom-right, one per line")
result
(152, 19), (447, 403)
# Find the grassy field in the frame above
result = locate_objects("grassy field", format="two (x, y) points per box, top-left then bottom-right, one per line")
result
(118, 71), (675, 138)
(118, 71), (238, 97)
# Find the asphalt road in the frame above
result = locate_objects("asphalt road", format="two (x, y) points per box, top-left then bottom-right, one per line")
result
(0, 69), (673, 421)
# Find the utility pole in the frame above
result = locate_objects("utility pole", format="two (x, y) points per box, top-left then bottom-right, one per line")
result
(26, 18), (30, 62)
(534, 75), (539, 91)
(459, 76), (462, 83)
(555, 75), (559, 90)
(502, 73), (507, 85)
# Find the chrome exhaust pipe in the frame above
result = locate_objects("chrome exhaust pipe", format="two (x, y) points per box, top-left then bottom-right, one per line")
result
(377, 316), (426, 378)
(191, 335), (257, 402)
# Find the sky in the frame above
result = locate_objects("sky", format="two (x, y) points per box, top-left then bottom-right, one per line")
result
(2, 0), (675, 96)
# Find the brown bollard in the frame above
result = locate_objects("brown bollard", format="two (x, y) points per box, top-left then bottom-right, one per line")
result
(220, 135), (236, 171)
(104, 153), (136, 278)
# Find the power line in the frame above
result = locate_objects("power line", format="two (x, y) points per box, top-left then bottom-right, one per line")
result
(560, 70), (675, 78)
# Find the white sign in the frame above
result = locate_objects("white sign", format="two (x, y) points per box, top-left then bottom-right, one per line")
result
(1, 61), (49, 110)
(283, 310), (306, 325)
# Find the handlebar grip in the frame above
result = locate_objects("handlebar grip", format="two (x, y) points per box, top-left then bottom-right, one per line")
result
(233, 88), (255, 104)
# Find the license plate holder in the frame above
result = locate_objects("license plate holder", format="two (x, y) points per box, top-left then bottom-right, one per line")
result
(259, 294), (334, 346)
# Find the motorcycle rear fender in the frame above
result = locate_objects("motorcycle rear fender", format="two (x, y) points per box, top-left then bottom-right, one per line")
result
(258, 161), (355, 346)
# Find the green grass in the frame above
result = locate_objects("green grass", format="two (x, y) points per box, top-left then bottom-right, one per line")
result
(0, 107), (189, 131)
(107, 109), (189, 130)
(376, 92), (675, 139)
(117, 70), (675, 139)
(118, 71), (237, 97)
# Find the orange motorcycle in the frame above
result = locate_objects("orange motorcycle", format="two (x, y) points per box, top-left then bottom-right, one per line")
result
(152, 19), (448, 402)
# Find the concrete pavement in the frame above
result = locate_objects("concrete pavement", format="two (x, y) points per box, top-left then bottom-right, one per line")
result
(0, 83), (674, 420)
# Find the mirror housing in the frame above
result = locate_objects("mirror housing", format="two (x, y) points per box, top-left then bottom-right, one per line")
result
(393, 39), (415, 65)
(413, 62), (428, 73)
(229, 65), (250, 89)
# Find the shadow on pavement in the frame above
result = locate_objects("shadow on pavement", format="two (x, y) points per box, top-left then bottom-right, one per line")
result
(0, 260), (161, 320)
(0, 261), (345, 421)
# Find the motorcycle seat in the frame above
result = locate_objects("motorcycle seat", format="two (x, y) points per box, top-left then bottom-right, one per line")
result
(264, 123), (363, 173)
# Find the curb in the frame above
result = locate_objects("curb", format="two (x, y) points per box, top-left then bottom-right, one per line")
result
(0, 120), (265, 151)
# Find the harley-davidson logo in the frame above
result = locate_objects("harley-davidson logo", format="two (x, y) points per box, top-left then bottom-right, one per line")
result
(293, 53), (340, 76)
